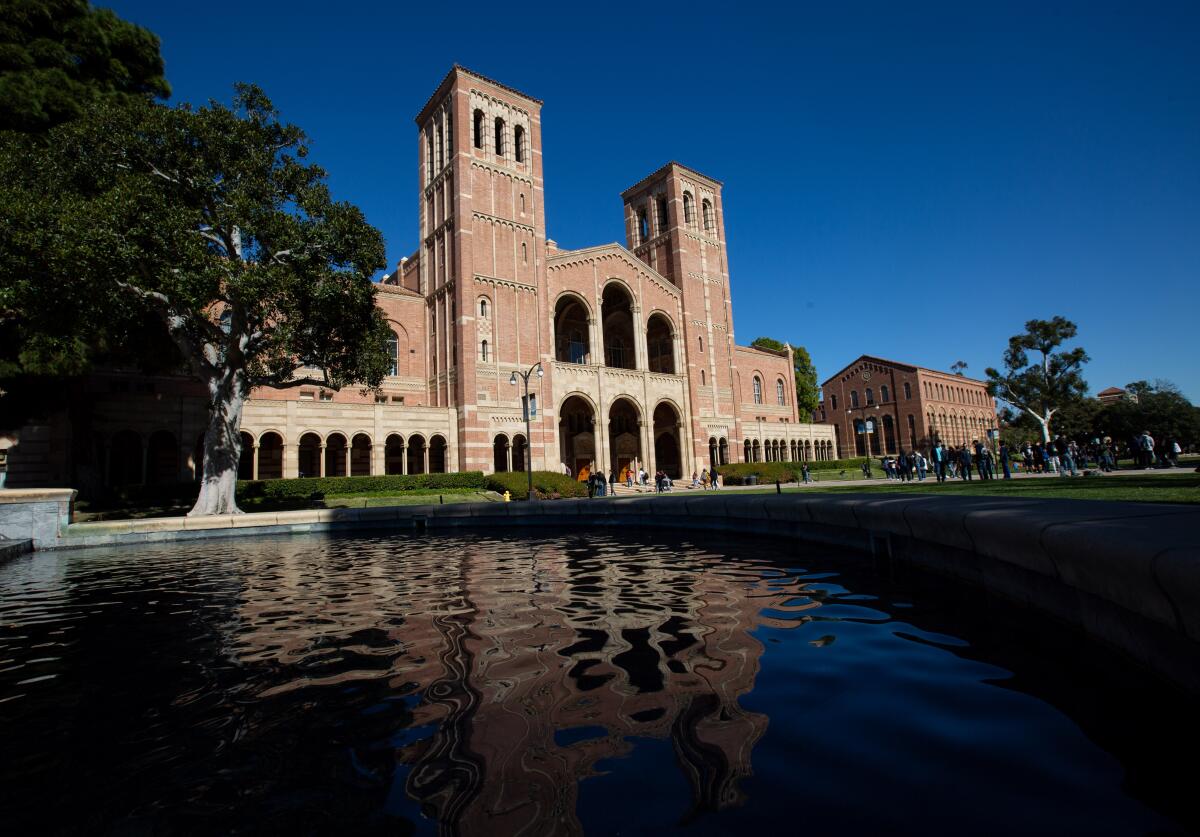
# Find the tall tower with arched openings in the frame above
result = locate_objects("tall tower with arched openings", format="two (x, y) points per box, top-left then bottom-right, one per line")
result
(415, 66), (549, 472)
(621, 164), (745, 459)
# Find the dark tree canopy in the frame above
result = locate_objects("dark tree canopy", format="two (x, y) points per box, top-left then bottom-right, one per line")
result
(0, 0), (169, 132)
(1, 85), (391, 514)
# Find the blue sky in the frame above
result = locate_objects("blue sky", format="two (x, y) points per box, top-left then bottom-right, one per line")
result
(107, 0), (1200, 400)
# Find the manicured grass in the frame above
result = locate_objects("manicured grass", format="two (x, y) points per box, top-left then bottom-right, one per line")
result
(763, 472), (1200, 504)
(322, 490), (497, 508)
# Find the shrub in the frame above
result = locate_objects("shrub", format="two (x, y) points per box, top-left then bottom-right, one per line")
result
(716, 458), (870, 485)
(236, 472), (488, 501)
(485, 471), (588, 500)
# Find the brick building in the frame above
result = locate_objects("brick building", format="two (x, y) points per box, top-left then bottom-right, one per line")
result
(2, 66), (835, 491)
(815, 355), (998, 457)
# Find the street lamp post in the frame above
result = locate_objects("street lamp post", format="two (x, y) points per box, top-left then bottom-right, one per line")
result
(510, 362), (543, 501)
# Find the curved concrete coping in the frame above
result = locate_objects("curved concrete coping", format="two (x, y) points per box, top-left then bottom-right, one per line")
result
(55, 492), (1200, 693)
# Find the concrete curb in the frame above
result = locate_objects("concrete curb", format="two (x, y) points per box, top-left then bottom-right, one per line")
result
(49, 492), (1200, 692)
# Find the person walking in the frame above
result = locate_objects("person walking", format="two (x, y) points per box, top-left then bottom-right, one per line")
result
(959, 445), (973, 480)
(1000, 441), (1012, 479)
(1137, 430), (1155, 469)
(933, 443), (947, 483)
(1169, 438), (1182, 468)
(916, 451), (927, 481)
(802, 463), (812, 484)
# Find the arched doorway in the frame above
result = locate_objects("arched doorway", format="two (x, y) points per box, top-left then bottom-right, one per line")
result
(883, 415), (897, 454)
(708, 437), (718, 469)
(385, 434), (405, 474)
(146, 430), (178, 485)
(646, 313), (675, 374)
(298, 433), (321, 478)
(493, 434), (510, 473)
(351, 433), (372, 476)
(258, 432), (283, 480)
(602, 284), (636, 369)
(559, 395), (596, 480)
(429, 436), (447, 473)
(512, 435), (527, 472)
(652, 402), (682, 478)
(608, 398), (641, 482)
(408, 434), (427, 475)
(108, 430), (142, 486)
(554, 295), (591, 364)
(325, 433), (348, 477)
(718, 438), (728, 465)
(743, 439), (751, 462)
(237, 431), (255, 480)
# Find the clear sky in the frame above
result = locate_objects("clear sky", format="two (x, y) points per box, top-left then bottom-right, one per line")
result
(106, 0), (1200, 400)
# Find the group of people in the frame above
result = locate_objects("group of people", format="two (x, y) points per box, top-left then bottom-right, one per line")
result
(581, 465), (695, 497)
(925, 440), (1004, 481)
(690, 469), (725, 490)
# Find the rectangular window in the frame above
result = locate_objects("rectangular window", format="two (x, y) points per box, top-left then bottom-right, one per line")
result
(319, 391), (333, 402)
(391, 396), (405, 404)
(299, 390), (315, 401)
(375, 395), (388, 404)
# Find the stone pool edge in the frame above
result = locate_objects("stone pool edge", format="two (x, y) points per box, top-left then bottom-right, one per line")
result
(27, 493), (1200, 693)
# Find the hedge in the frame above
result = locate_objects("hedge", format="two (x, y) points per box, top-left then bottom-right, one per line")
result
(485, 471), (588, 500)
(716, 458), (870, 485)
(236, 472), (488, 501)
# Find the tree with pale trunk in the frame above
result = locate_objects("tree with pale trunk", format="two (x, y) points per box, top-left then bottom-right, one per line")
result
(0, 85), (390, 514)
(985, 317), (1089, 443)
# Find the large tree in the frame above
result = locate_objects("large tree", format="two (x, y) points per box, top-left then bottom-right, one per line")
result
(0, 0), (169, 133)
(1098, 380), (1200, 450)
(749, 337), (820, 419)
(1, 86), (391, 514)
(985, 316), (1089, 442)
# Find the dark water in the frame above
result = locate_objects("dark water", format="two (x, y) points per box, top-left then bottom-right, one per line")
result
(0, 531), (1194, 836)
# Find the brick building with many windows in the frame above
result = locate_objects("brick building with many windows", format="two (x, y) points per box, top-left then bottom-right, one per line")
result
(815, 355), (998, 457)
(2, 66), (836, 492)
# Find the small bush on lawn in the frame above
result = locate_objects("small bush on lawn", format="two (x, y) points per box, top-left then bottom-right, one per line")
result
(485, 471), (588, 500)
(236, 472), (487, 502)
(716, 458), (869, 485)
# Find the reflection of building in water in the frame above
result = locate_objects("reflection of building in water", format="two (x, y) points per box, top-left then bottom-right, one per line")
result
(230, 539), (815, 835)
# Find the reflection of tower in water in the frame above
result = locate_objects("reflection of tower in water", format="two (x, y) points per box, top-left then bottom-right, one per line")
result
(400, 540), (817, 835)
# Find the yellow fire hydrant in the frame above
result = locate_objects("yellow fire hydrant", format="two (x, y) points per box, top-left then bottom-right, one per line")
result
(503, 490), (511, 502)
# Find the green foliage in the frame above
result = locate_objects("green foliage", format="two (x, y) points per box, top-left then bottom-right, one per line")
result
(717, 458), (869, 484)
(485, 471), (588, 500)
(985, 316), (1090, 441)
(237, 472), (488, 501)
(0, 0), (170, 132)
(1096, 380), (1200, 447)
(748, 337), (820, 419)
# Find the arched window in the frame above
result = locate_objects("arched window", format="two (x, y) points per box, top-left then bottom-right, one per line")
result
(514, 125), (525, 162)
(520, 193), (526, 214)
(776, 379), (786, 405)
(866, 387), (874, 405)
(473, 109), (484, 149)
(831, 394), (838, 410)
(683, 191), (695, 227)
(481, 340), (489, 362)
(701, 369), (706, 385)
(702, 199), (714, 232)
(904, 382), (912, 400)
(851, 390), (860, 408)
(753, 376), (762, 404)
(386, 330), (399, 375)
(479, 298), (488, 317)
(494, 117), (505, 156)
(698, 336), (703, 353)
(880, 384), (890, 402)
(638, 208), (649, 243)
(521, 242), (527, 264)
(656, 195), (669, 231)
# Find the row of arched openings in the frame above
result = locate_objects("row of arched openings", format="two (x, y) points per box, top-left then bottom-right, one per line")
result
(554, 287), (677, 374)
(637, 192), (715, 244)
(473, 110), (525, 163)
(743, 438), (835, 463)
(492, 434), (528, 473)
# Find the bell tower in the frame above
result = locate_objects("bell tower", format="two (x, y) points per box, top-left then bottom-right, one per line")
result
(415, 66), (547, 472)
(621, 163), (741, 443)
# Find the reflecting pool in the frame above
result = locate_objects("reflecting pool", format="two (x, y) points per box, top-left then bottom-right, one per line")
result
(0, 531), (1194, 835)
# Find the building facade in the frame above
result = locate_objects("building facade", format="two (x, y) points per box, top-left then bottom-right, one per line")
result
(1, 66), (835, 492)
(815, 355), (998, 456)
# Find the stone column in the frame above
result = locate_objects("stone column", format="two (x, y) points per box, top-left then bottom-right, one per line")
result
(632, 306), (646, 371)
(506, 442), (512, 472)
(590, 315), (603, 368)
(344, 445), (351, 478)
(372, 443), (384, 476)
(401, 444), (408, 475)
(640, 419), (653, 476)
(284, 442), (298, 479)
(252, 443), (259, 480)
(424, 445), (430, 474)
(319, 444), (326, 477)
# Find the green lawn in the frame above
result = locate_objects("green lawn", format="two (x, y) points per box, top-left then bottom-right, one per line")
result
(754, 472), (1200, 504)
